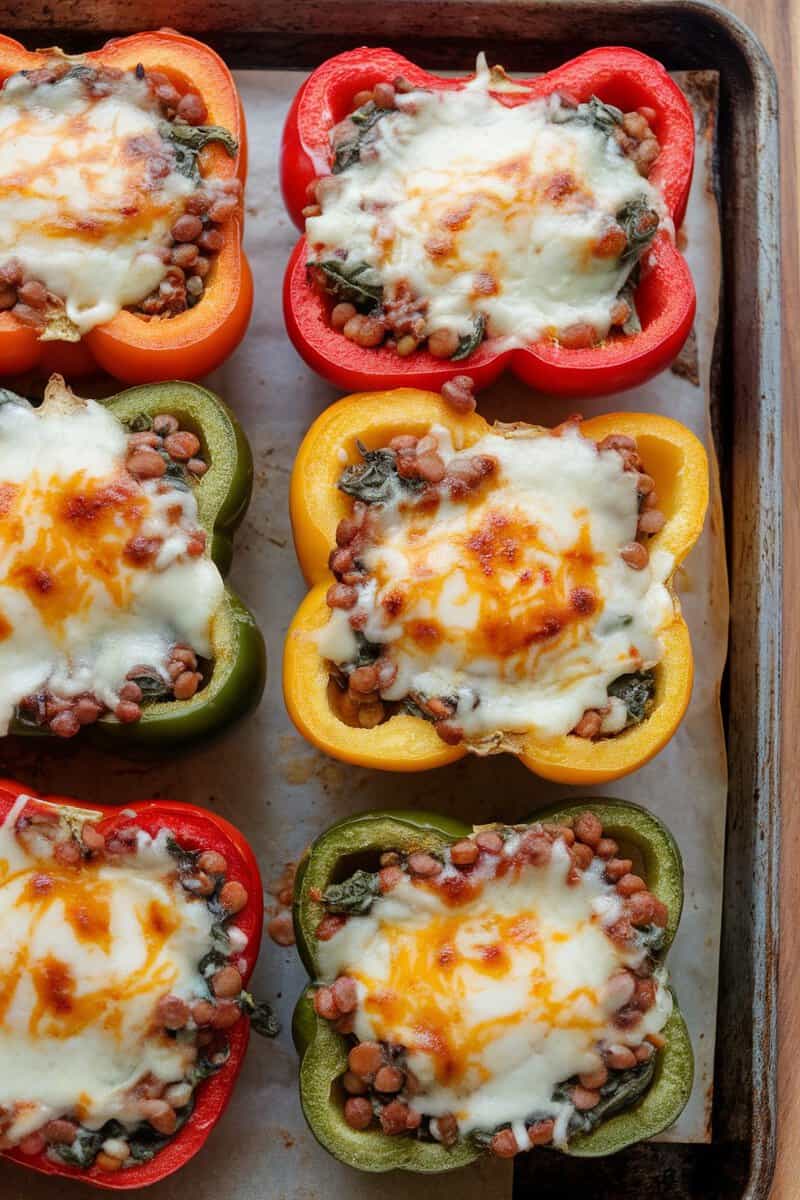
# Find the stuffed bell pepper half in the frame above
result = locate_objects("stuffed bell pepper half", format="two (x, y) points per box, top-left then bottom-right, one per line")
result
(281, 46), (695, 397)
(0, 779), (277, 1188)
(284, 389), (708, 783)
(292, 801), (693, 1171)
(0, 374), (264, 751)
(0, 30), (252, 382)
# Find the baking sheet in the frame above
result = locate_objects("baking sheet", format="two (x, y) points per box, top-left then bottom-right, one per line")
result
(0, 68), (725, 1199)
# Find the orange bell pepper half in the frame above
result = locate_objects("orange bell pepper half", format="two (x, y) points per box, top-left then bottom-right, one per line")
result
(0, 30), (252, 382)
(284, 389), (709, 784)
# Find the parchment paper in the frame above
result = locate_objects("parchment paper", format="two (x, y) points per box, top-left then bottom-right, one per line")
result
(0, 69), (725, 1200)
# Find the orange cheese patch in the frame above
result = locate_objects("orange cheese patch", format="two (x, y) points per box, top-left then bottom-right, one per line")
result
(374, 502), (603, 665)
(355, 906), (604, 1087)
(0, 107), (183, 243)
(397, 145), (599, 285)
(2, 856), (181, 1041)
(0, 470), (148, 637)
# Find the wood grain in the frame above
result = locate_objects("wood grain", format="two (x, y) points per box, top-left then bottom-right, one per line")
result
(719, 0), (800, 1195)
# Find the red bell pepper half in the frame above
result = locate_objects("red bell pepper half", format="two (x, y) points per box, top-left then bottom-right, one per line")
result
(0, 778), (265, 1190)
(281, 46), (696, 398)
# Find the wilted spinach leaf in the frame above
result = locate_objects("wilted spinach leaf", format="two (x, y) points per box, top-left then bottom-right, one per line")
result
(608, 670), (656, 724)
(332, 102), (388, 173)
(637, 923), (667, 953)
(474, 1059), (657, 1147)
(616, 198), (660, 266)
(157, 451), (191, 487)
(126, 412), (153, 433)
(323, 868), (381, 915)
(552, 1058), (656, 1136)
(312, 259), (384, 312)
(338, 443), (398, 504)
(239, 990), (281, 1038)
(49, 1110), (195, 1169)
(553, 94), (623, 137)
(580, 1060), (656, 1132)
(165, 835), (198, 872)
(129, 669), (172, 702)
(403, 695), (429, 721)
(338, 440), (427, 505)
(161, 120), (238, 184)
(585, 95), (624, 133)
(60, 65), (96, 86)
(452, 313), (486, 361)
(198, 921), (232, 976)
(127, 1105), (193, 1163)
(615, 269), (643, 335)
(353, 631), (383, 668)
(191, 1041), (231, 1083)
(50, 1127), (105, 1167)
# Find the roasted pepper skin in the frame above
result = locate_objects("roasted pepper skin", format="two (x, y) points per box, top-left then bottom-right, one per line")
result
(280, 46), (695, 398)
(0, 30), (252, 383)
(283, 389), (708, 784)
(12, 378), (265, 752)
(0, 778), (264, 1190)
(291, 801), (693, 1172)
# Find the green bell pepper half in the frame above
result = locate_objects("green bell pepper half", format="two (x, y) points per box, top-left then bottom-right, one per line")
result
(11, 379), (266, 752)
(291, 800), (693, 1173)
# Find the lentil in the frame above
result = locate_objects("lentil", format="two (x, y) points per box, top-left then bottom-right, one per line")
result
(344, 1097), (373, 1130)
(573, 709), (603, 738)
(427, 327), (460, 358)
(156, 994), (190, 1029)
(616, 872), (647, 897)
(620, 540), (649, 569)
(343, 1070), (369, 1095)
(212, 965), (243, 997)
(407, 851), (441, 877)
(374, 1064), (404, 1093)
(450, 838), (479, 866)
(219, 879), (248, 914)
(572, 1085), (601, 1110)
(140, 1100), (177, 1136)
(440, 375), (477, 413)
(348, 1040), (384, 1079)
(491, 1128), (520, 1157)
(331, 302), (357, 329)
(528, 1119), (555, 1146)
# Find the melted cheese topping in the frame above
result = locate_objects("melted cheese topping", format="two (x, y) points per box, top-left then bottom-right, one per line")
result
(0, 70), (194, 332)
(0, 397), (223, 732)
(319, 426), (674, 739)
(306, 60), (662, 344)
(319, 836), (671, 1144)
(0, 795), (217, 1141)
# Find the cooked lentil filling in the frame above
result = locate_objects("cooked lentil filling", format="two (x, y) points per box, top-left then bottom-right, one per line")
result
(320, 419), (669, 745)
(0, 379), (223, 738)
(0, 58), (241, 338)
(304, 56), (663, 361)
(312, 812), (671, 1157)
(0, 794), (276, 1172)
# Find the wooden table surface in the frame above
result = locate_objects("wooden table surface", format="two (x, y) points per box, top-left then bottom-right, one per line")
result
(719, 0), (799, 1194)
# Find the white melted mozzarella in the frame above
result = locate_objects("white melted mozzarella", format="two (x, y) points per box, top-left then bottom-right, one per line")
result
(307, 62), (662, 344)
(0, 797), (215, 1141)
(319, 837), (671, 1140)
(319, 425), (674, 739)
(0, 398), (224, 732)
(0, 71), (194, 333)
